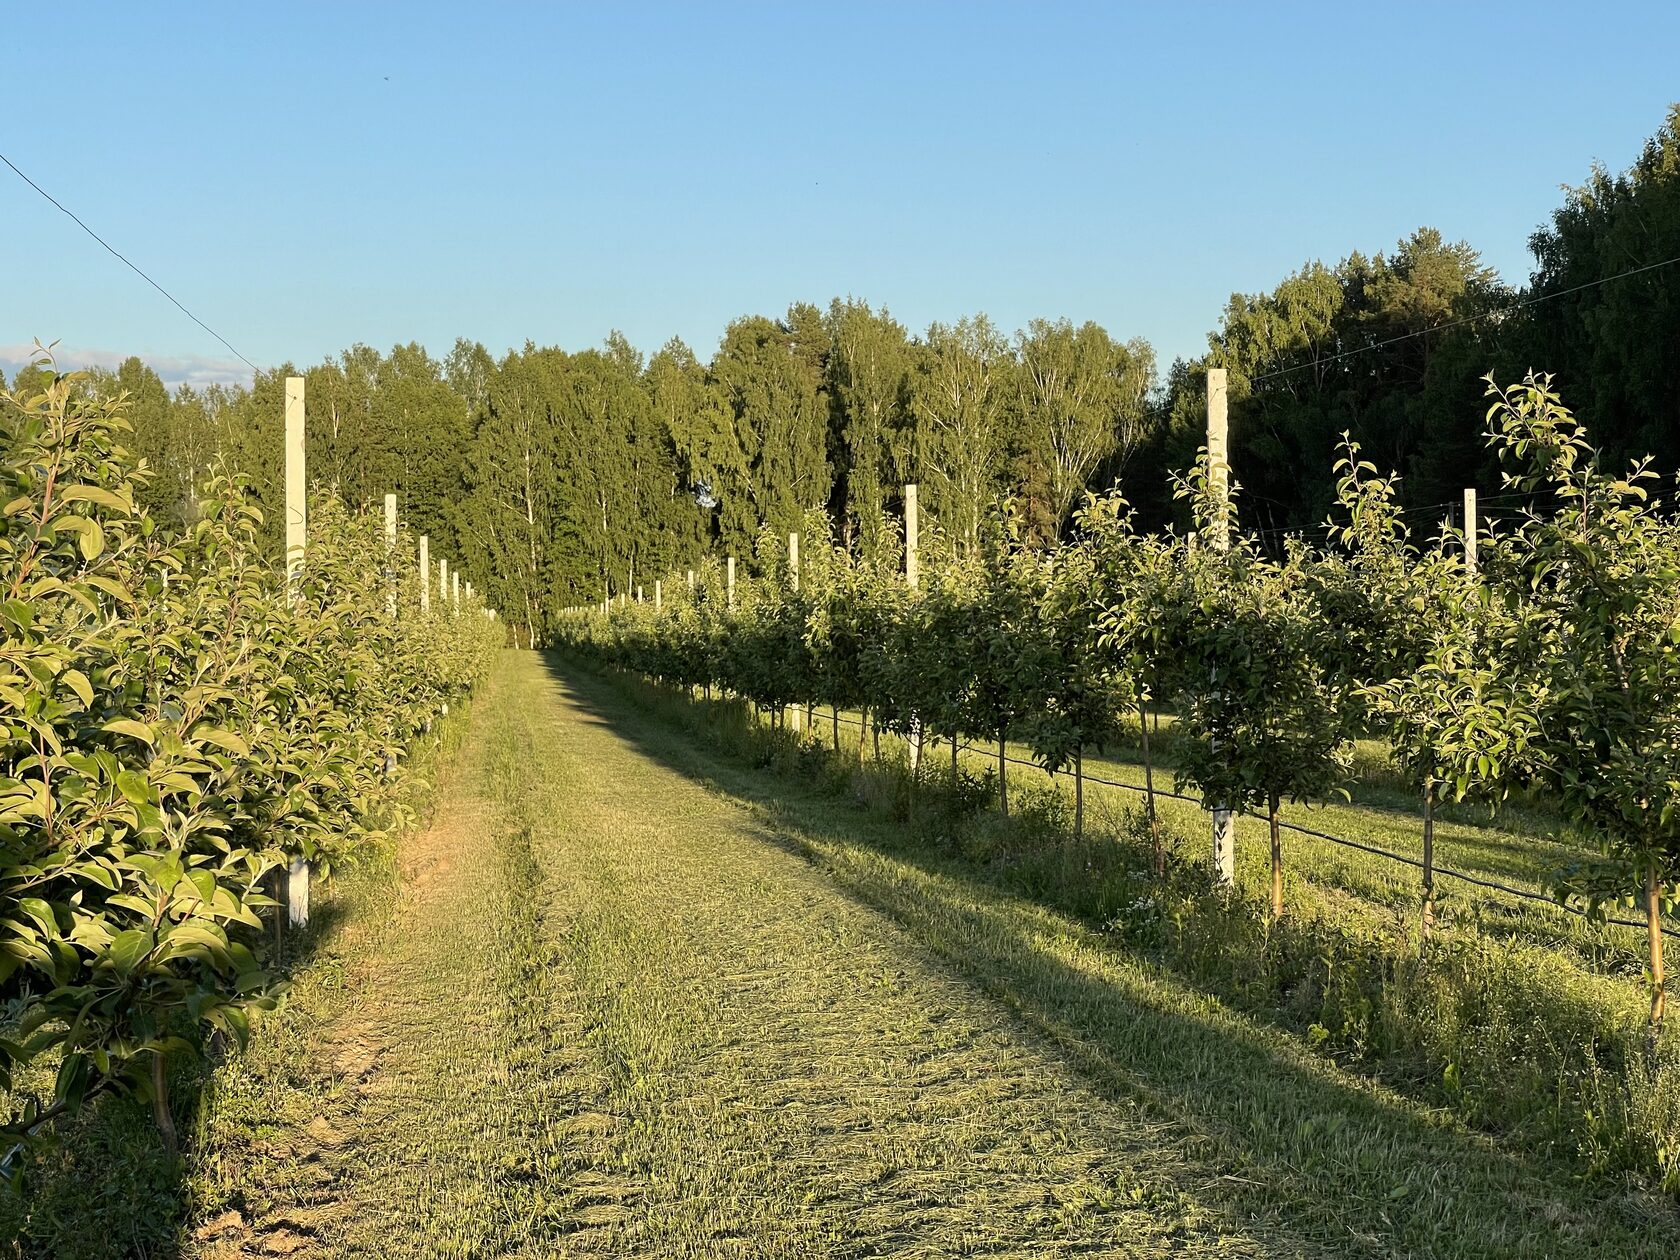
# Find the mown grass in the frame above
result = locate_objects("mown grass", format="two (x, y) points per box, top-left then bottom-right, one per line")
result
(585, 666), (1680, 1216)
(16, 651), (1680, 1257)
(187, 650), (1337, 1257)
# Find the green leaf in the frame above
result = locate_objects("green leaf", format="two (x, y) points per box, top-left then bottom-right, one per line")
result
(115, 770), (152, 805)
(106, 929), (153, 976)
(57, 485), (132, 513)
(78, 518), (104, 561)
(102, 718), (154, 746)
(61, 669), (93, 708)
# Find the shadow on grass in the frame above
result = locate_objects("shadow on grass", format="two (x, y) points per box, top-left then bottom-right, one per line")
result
(0, 884), (362, 1260)
(543, 654), (1680, 1260)
(0, 696), (484, 1260)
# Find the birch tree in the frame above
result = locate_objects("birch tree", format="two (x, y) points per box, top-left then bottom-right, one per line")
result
(912, 315), (1011, 554)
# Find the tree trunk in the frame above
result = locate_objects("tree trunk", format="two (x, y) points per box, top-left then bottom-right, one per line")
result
(1140, 695), (1162, 874)
(872, 718), (880, 762)
(951, 734), (960, 789)
(999, 735), (1009, 819)
(857, 707), (867, 766)
(271, 865), (286, 953)
(832, 706), (840, 753)
(1648, 862), (1667, 1045)
(151, 1052), (178, 1160)
(909, 720), (922, 776)
(1421, 782), (1437, 939)
(1074, 747), (1084, 840)
(1269, 793), (1283, 922)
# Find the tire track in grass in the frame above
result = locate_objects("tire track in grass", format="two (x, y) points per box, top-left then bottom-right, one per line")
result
(192, 656), (614, 1257)
(193, 651), (1332, 1257)
(552, 659), (1680, 1260)
(518, 656), (1322, 1259)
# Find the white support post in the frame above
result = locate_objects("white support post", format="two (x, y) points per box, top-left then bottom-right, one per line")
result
(789, 532), (802, 731)
(419, 534), (430, 612)
(285, 378), (306, 589)
(637, 585), (643, 604)
(687, 568), (695, 592)
(727, 555), (736, 610)
(654, 579), (662, 611)
(453, 569), (461, 610)
(1207, 368), (1235, 888)
(1463, 487), (1478, 575)
(284, 376), (310, 928)
(384, 493), (398, 617)
(904, 482), (922, 767)
(904, 483), (919, 590)
(1207, 369), (1231, 553)
(439, 557), (449, 613)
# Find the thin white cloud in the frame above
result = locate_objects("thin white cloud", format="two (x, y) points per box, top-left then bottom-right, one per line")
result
(0, 343), (255, 393)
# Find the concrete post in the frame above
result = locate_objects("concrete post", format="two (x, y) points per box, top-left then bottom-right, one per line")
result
(1463, 488), (1478, 575)
(284, 376), (310, 927)
(1207, 368), (1234, 887)
(384, 493), (398, 617)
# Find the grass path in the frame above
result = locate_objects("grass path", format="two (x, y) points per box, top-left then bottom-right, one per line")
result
(188, 652), (1679, 1257)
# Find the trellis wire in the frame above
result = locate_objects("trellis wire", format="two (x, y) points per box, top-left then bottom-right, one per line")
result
(814, 707), (1678, 942)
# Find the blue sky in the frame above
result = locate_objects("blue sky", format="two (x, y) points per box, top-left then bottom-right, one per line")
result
(4, 1), (1678, 388)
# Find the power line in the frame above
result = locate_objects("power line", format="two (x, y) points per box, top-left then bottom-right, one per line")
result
(0, 150), (263, 376)
(1248, 252), (1680, 385)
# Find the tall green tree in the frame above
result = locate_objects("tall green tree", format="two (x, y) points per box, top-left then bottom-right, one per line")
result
(1522, 104), (1680, 476)
(911, 314), (1012, 553)
(827, 298), (910, 561)
(461, 349), (561, 647)
(711, 309), (832, 549)
(648, 337), (745, 553)
(1016, 318), (1154, 540)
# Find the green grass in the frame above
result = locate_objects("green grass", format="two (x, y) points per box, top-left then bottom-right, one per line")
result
(820, 704), (1665, 976)
(550, 660), (1680, 1256)
(16, 650), (1679, 1256)
(184, 650), (1311, 1257)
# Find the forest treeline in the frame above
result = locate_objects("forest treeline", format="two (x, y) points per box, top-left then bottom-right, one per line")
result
(10, 106), (1680, 645)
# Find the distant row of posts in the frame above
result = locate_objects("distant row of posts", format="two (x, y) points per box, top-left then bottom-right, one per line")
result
(587, 483), (922, 617)
(282, 375), (488, 931)
(581, 373), (1484, 899)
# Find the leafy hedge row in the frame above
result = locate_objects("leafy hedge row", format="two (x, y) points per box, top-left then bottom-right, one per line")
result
(556, 374), (1677, 1027)
(0, 361), (501, 1162)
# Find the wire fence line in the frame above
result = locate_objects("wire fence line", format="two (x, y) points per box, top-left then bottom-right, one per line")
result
(799, 705), (1679, 943)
